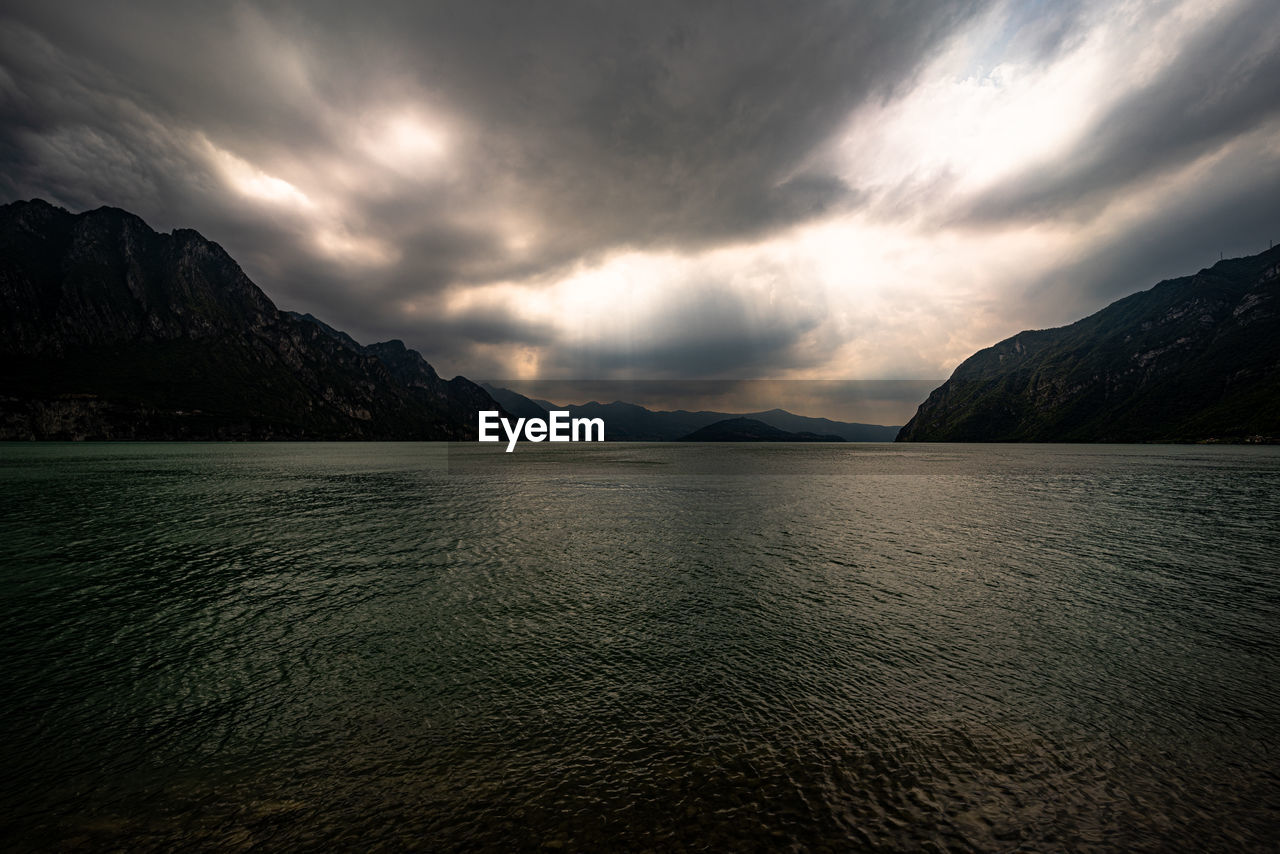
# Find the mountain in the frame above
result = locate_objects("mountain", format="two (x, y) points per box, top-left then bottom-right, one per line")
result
(479, 386), (899, 441)
(551, 400), (714, 441)
(479, 382), (554, 422)
(678, 417), (844, 442)
(897, 245), (1280, 443)
(739, 408), (898, 442)
(0, 199), (505, 440)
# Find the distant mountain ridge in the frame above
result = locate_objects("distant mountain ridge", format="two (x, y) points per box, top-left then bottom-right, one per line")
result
(0, 199), (503, 440)
(480, 383), (899, 441)
(897, 245), (1280, 442)
(678, 417), (844, 442)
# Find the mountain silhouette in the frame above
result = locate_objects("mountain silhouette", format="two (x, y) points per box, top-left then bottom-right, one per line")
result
(0, 199), (503, 440)
(898, 245), (1280, 442)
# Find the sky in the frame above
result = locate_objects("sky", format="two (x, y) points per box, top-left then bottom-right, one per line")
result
(2, 0), (1279, 422)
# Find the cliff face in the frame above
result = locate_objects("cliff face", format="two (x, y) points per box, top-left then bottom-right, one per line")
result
(898, 245), (1280, 443)
(0, 199), (500, 440)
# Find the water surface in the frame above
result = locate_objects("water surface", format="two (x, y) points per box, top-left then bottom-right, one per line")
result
(1, 442), (1278, 851)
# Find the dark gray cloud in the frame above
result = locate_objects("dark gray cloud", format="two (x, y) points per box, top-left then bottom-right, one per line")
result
(0, 4), (979, 241)
(541, 282), (829, 380)
(0, 0), (985, 368)
(2, 0), (1278, 392)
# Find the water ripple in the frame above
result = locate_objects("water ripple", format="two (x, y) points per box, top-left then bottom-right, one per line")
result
(0, 442), (1277, 851)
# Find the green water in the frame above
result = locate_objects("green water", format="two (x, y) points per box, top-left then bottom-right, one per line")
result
(1, 442), (1278, 851)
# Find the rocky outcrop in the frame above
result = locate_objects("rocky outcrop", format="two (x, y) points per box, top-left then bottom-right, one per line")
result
(0, 199), (503, 440)
(897, 245), (1280, 442)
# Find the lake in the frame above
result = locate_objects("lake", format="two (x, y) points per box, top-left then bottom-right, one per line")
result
(1, 442), (1277, 851)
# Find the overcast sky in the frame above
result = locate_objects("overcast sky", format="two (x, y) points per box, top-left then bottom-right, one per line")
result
(3, 0), (1278, 420)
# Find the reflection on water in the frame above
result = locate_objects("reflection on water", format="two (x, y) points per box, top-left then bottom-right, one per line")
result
(1, 442), (1278, 851)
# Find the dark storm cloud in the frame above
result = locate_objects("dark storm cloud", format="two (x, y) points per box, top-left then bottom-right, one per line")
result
(4, 0), (1278, 389)
(961, 0), (1280, 226)
(0, 0), (986, 370)
(541, 282), (828, 380)
(324, 0), (972, 248)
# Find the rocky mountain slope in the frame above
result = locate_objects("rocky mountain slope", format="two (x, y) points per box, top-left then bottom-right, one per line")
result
(897, 245), (1280, 442)
(0, 199), (501, 440)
